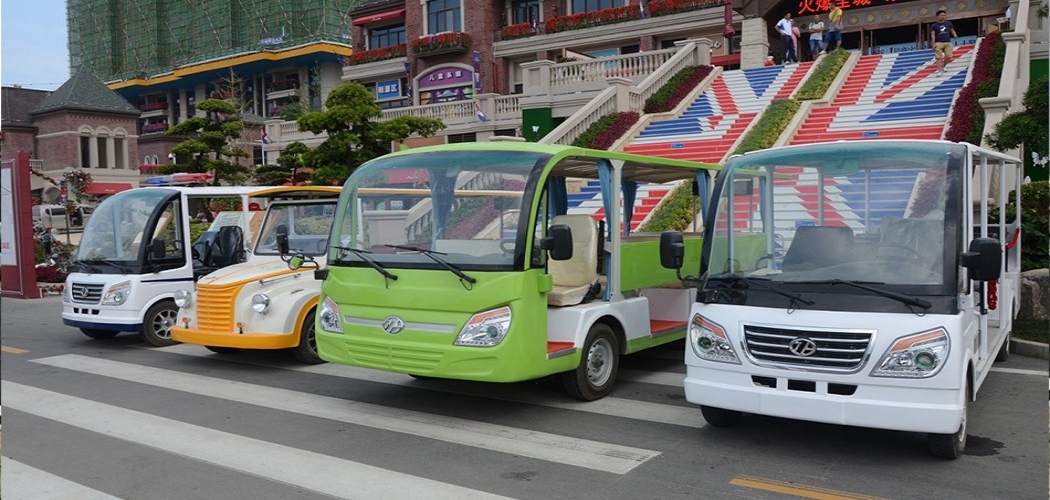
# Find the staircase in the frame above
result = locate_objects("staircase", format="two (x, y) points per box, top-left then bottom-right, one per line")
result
(790, 47), (974, 144)
(625, 62), (815, 164)
(566, 180), (671, 233)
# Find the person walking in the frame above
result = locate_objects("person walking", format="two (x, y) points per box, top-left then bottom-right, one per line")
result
(930, 10), (958, 75)
(822, 5), (843, 53)
(808, 15), (825, 60)
(777, 12), (798, 64)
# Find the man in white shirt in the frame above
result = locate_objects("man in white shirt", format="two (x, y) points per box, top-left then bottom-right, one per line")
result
(776, 12), (798, 63)
(807, 15), (825, 60)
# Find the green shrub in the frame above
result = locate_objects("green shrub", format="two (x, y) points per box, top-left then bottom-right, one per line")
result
(794, 50), (850, 101)
(733, 100), (801, 154)
(638, 180), (702, 232)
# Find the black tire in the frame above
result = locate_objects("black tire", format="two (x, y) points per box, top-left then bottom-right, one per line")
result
(561, 323), (619, 401)
(141, 300), (180, 347)
(929, 379), (969, 459)
(205, 346), (240, 354)
(291, 309), (324, 364)
(700, 405), (743, 427)
(80, 328), (119, 340)
(995, 332), (1010, 362)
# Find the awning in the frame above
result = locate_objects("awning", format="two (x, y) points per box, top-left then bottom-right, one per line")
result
(352, 9), (406, 26)
(85, 182), (134, 195)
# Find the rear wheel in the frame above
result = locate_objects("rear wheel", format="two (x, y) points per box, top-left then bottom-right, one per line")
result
(291, 309), (324, 364)
(80, 328), (119, 340)
(141, 300), (179, 347)
(995, 332), (1010, 362)
(700, 405), (743, 427)
(561, 323), (619, 401)
(928, 379), (969, 459)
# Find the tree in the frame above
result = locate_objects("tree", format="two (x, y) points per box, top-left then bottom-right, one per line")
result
(165, 98), (252, 185)
(985, 76), (1049, 175)
(296, 82), (445, 184)
(254, 141), (313, 186)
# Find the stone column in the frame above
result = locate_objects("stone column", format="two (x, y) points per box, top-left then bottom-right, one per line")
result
(740, 17), (770, 70)
(106, 136), (116, 169)
(89, 133), (99, 168)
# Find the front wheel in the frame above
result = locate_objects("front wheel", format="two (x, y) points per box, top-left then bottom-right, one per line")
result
(928, 379), (969, 459)
(141, 300), (179, 347)
(561, 323), (619, 401)
(700, 405), (743, 427)
(291, 309), (324, 364)
(80, 328), (119, 340)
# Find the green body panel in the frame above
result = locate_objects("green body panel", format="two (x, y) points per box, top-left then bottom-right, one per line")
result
(319, 267), (576, 382)
(626, 329), (687, 353)
(619, 233), (703, 290)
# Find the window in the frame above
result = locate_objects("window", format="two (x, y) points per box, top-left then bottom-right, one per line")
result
(368, 24), (406, 49)
(364, 79), (410, 109)
(427, 0), (461, 33)
(571, 0), (622, 14)
(446, 132), (477, 143)
(510, 0), (541, 25)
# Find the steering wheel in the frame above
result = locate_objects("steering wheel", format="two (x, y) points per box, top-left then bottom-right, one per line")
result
(499, 239), (516, 254)
(877, 244), (923, 262)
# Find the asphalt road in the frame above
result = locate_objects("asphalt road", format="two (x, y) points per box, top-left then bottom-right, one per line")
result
(2, 295), (1047, 499)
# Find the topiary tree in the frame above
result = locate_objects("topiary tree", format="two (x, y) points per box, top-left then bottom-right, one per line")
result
(166, 98), (252, 186)
(295, 82), (445, 184)
(985, 76), (1049, 181)
(254, 141), (313, 186)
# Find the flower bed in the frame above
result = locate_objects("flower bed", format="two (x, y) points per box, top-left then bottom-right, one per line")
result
(500, 22), (537, 40)
(945, 31), (1004, 143)
(347, 44), (408, 65)
(643, 65), (713, 114)
(412, 32), (471, 55)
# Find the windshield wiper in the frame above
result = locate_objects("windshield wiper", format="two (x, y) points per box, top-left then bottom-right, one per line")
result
(77, 258), (131, 274)
(794, 279), (931, 309)
(715, 274), (815, 305)
(332, 246), (398, 281)
(385, 244), (476, 284)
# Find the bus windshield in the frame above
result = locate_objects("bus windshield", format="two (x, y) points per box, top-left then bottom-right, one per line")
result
(707, 141), (960, 288)
(76, 189), (177, 263)
(330, 150), (545, 270)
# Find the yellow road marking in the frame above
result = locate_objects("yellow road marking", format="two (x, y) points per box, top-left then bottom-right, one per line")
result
(730, 475), (887, 500)
(1, 345), (29, 354)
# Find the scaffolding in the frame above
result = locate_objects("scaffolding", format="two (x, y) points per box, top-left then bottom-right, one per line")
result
(67, 0), (359, 83)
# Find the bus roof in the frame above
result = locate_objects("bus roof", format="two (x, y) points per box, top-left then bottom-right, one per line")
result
(130, 186), (261, 197)
(380, 142), (721, 183)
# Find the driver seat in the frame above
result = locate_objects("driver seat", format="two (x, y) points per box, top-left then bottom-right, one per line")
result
(547, 215), (600, 307)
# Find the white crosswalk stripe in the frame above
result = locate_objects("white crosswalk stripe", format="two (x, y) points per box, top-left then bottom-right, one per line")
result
(3, 381), (514, 500)
(2, 456), (122, 500)
(160, 343), (704, 428)
(31, 354), (662, 474)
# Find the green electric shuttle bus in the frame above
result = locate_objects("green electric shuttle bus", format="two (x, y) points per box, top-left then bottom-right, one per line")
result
(316, 140), (719, 400)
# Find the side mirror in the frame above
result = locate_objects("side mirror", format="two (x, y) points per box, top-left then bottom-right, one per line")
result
(659, 231), (684, 269)
(540, 224), (574, 261)
(961, 237), (1001, 282)
(276, 224), (290, 256)
(150, 238), (167, 260)
(288, 254), (305, 270)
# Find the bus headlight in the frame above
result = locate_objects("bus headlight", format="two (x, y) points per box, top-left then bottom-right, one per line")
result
(251, 293), (271, 314)
(689, 314), (740, 364)
(173, 289), (193, 309)
(454, 306), (511, 347)
(871, 328), (949, 378)
(319, 296), (343, 333)
(101, 281), (131, 306)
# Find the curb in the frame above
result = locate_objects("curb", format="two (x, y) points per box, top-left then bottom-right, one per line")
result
(1011, 338), (1050, 360)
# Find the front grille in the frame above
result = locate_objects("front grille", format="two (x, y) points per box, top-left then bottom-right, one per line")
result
(344, 338), (442, 372)
(743, 324), (873, 372)
(196, 284), (238, 332)
(70, 283), (104, 304)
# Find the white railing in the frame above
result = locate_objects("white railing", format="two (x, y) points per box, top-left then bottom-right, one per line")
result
(539, 37), (713, 145)
(263, 38), (712, 146)
(29, 159), (43, 172)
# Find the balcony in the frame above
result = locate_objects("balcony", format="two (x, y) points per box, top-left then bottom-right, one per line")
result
(411, 32), (472, 57)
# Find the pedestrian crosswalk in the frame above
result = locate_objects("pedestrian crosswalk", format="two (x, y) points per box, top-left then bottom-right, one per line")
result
(2, 341), (699, 499)
(5, 339), (1044, 499)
